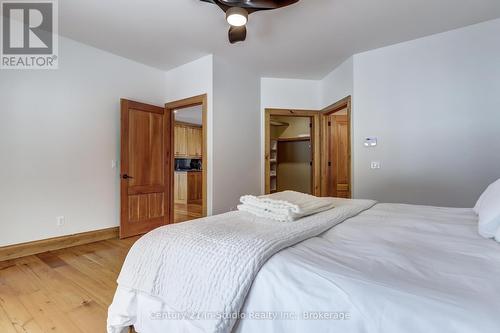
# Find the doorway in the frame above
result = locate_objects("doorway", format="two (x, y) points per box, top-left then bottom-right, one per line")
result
(321, 96), (352, 198)
(165, 94), (208, 223)
(264, 109), (321, 195)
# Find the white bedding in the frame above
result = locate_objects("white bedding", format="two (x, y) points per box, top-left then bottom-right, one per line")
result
(109, 203), (500, 333)
(109, 198), (375, 333)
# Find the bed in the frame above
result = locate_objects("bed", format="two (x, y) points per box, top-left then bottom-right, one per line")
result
(108, 200), (500, 333)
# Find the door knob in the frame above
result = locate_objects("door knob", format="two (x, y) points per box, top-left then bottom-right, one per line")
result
(122, 174), (134, 179)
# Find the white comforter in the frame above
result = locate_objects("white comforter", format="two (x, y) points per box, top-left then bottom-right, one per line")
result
(109, 203), (500, 333)
(109, 198), (375, 333)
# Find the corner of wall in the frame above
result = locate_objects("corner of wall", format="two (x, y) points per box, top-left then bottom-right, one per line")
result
(319, 56), (354, 109)
(164, 54), (214, 215)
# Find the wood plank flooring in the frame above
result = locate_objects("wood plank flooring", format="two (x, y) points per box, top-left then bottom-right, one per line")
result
(174, 202), (203, 223)
(0, 237), (138, 333)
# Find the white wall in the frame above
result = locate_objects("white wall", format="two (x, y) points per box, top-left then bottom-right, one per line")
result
(164, 55), (261, 214)
(213, 57), (262, 213)
(260, 78), (321, 193)
(352, 18), (500, 207)
(260, 18), (500, 208)
(164, 55), (214, 214)
(260, 78), (321, 111)
(320, 57), (353, 107)
(0, 36), (166, 246)
(4, 19), (500, 246)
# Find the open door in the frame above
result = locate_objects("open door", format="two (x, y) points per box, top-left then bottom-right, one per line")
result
(120, 99), (172, 238)
(327, 114), (351, 198)
(321, 96), (352, 198)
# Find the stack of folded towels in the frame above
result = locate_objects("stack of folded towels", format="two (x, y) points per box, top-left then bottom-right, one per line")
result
(237, 190), (336, 222)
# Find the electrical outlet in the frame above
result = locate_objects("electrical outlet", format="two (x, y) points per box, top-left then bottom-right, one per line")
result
(56, 216), (65, 226)
(371, 161), (381, 169)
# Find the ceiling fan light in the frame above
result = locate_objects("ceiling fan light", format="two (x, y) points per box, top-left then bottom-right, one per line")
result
(226, 7), (248, 27)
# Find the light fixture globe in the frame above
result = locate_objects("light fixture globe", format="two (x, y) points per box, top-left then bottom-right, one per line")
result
(226, 7), (248, 27)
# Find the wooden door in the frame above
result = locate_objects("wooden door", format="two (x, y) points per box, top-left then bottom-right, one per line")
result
(327, 114), (351, 198)
(174, 124), (187, 157)
(120, 99), (172, 238)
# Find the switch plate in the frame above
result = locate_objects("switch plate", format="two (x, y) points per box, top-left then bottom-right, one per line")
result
(371, 161), (381, 169)
(111, 160), (117, 169)
(56, 216), (65, 226)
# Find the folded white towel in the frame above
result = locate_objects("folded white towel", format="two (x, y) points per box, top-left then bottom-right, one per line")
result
(239, 191), (336, 221)
(237, 203), (294, 222)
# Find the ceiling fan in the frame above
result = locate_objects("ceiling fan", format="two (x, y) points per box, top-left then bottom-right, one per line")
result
(200, 0), (299, 44)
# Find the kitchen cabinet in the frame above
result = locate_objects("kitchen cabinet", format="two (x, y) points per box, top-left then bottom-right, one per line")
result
(174, 171), (202, 204)
(175, 123), (202, 158)
(187, 172), (202, 204)
(174, 125), (188, 157)
(174, 172), (187, 204)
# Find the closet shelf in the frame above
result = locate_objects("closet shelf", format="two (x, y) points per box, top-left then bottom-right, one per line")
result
(277, 136), (310, 142)
(270, 120), (289, 127)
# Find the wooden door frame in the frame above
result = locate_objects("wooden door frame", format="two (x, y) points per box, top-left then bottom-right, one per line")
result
(320, 96), (352, 198)
(165, 94), (208, 219)
(264, 109), (321, 195)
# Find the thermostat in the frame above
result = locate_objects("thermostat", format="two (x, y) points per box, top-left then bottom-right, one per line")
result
(364, 137), (377, 147)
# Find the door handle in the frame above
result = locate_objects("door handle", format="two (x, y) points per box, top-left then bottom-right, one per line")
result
(122, 174), (134, 180)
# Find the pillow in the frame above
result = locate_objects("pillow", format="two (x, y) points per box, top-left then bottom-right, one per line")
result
(473, 191), (484, 214)
(476, 178), (500, 239)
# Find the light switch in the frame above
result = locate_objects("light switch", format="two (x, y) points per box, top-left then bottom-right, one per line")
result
(371, 161), (381, 169)
(111, 160), (117, 169)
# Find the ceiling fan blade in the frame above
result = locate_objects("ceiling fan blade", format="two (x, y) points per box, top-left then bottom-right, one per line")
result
(219, 0), (299, 10)
(200, 0), (229, 11)
(228, 25), (247, 44)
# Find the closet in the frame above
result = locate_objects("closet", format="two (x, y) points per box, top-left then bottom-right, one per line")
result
(269, 116), (312, 194)
(265, 97), (351, 198)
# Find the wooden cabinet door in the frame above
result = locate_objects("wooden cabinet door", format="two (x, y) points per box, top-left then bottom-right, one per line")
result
(174, 125), (188, 157)
(185, 126), (203, 158)
(327, 114), (351, 198)
(187, 172), (202, 203)
(195, 127), (203, 157)
(176, 124), (202, 158)
(195, 172), (202, 200)
(174, 172), (187, 204)
(120, 99), (171, 238)
(186, 127), (197, 157)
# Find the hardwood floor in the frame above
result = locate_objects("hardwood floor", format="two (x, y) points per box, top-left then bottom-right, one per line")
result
(0, 237), (138, 332)
(174, 202), (203, 223)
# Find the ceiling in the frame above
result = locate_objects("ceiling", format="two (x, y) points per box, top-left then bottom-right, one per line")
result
(59, 0), (500, 79)
(175, 105), (203, 125)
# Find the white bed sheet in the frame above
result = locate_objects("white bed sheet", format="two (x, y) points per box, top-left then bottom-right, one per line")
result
(109, 203), (500, 333)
